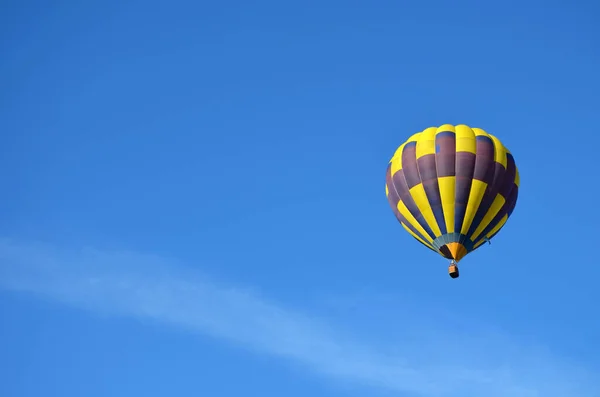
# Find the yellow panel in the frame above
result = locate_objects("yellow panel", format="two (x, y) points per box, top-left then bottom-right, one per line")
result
(408, 183), (442, 237)
(400, 222), (434, 250)
(485, 214), (508, 239)
(473, 239), (486, 249)
(470, 194), (506, 241)
(489, 134), (508, 168)
(391, 143), (406, 162)
(438, 176), (456, 233)
(390, 146), (404, 175)
(455, 125), (476, 153)
(385, 184), (389, 197)
(416, 127), (436, 158)
(471, 127), (490, 137)
(397, 200), (433, 243)
(514, 167), (520, 187)
(460, 179), (488, 235)
(436, 124), (456, 134)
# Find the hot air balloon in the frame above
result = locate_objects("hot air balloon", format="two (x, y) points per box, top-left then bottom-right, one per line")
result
(385, 124), (519, 278)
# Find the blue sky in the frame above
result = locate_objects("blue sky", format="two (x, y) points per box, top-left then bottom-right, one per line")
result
(1, 0), (599, 396)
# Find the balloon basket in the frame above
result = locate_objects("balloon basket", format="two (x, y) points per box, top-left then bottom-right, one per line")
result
(448, 263), (459, 279)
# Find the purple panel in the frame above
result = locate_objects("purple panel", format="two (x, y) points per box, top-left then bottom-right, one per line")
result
(417, 154), (438, 182)
(385, 164), (401, 218)
(490, 162), (508, 193)
(435, 132), (456, 177)
(506, 185), (519, 217)
(473, 136), (495, 184)
(401, 142), (421, 189)
(454, 152), (476, 233)
(418, 153), (447, 234)
(498, 153), (517, 199)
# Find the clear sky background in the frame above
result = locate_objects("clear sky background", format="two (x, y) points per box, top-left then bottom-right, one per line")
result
(1, 1), (599, 396)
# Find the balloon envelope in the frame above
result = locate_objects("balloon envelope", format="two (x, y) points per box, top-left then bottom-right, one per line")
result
(385, 124), (519, 263)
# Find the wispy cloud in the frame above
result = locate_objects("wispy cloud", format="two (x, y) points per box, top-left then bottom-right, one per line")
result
(0, 238), (596, 397)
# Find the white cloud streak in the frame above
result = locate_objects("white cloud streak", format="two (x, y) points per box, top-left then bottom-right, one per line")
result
(0, 238), (596, 397)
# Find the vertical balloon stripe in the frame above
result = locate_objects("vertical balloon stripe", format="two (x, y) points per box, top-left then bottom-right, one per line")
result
(472, 155), (519, 246)
(385, 164), (401, 217)
(397, 141), (439, 239)
(437, 176), (456, 233)
(391, 192), (435, 247)
(506, 187), (518, 216)
(396, 199), (436, 243)
(415, 127), (446, 234)
(461, 179), (487, 235)
(463, 135), (497, 237)
(386, 164), (434, 247)
(409, 183), (442, 237)
(454, 126), (477, 236)
(454, 152), (476, 234)
(418, 154), (447, 234)
(398, 128), (444, 238)
(470, 194), (505, 241)
(435, 131), (456, 233)
(474, 185), (518, 245)
(466, 162), (507, 239)
(392, 171), (418, 214)
(401, 142), (421, 188)
(465, 136), (517, 243)
(489, 135), (508, 168)
(391, 169), (437, 240)
(499, 153), (517, 198)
